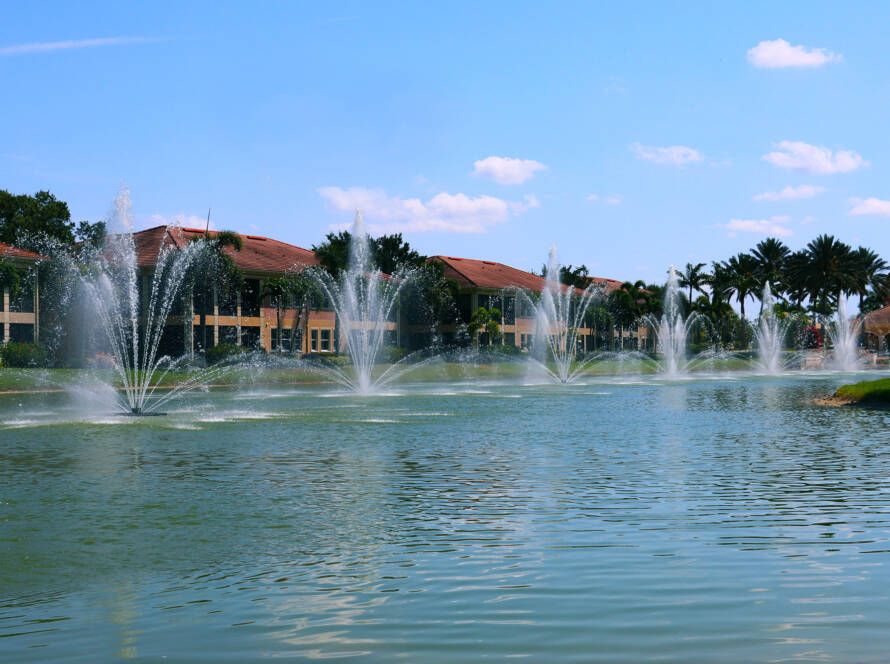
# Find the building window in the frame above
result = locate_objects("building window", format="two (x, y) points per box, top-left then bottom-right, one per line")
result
(270, 328), (292, 351)
(320, 328), (331, 352)
(504, 332), (516, 347)
(518, 296), (535, 319)
(241, 326), (260, 348)
(457, 294), (472, 322)
(503, 296), (515, 325)
(10, 323), (34, 342)
(310, 328), (319, 352)
(219, 326), (238, 344)
(241, 279), (260, 317)
(9, 283), (34, 313)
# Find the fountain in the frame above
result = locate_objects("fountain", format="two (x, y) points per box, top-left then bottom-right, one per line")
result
(753, 282), (791, 373)
(643, 266), (705, 377)
(305, 211), (428, 393)
(827, 297), (863, 371)
(81, 187), (228, 414)
(524, 246), (603, 383)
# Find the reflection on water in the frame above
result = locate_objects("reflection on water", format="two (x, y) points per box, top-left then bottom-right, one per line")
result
(2, 377), (890, 662)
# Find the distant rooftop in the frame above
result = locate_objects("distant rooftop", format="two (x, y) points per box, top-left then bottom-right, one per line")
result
(129, 226), (318, 273)
(0, 242), (44, 261)
(430, 255), (627, 295)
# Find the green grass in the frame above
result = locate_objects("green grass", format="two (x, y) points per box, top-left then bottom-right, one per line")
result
(0, 355), (764, 392)
(835, 378), (890, 404)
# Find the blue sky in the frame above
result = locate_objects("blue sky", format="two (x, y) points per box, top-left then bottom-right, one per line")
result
(2, 1), (889, 284)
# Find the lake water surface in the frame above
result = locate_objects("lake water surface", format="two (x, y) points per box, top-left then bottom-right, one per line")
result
(2, 374), (890, 662)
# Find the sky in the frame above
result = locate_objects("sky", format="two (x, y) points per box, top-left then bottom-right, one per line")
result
(2, 1), (890, 285)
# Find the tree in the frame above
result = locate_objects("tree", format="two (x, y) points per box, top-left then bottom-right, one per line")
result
(851, 246), (887, 313)
(0, 259), (23, 300)
(0, 190), (75, 246)
(751, 237), (790, 297)
(312, 230), (426, 277)
(678, 262), (708, 303)
(466, 307), (501, 346)
(372, 232), (425, 274)
(559, 264), (591, 289)
(723, 253), (759, 317)
(75, 220), (107, 249)
(261, 271), (320, 353)
(608, 282), (644, 348)
(800, 235), (855, 320)
(188, 230), (244, 352)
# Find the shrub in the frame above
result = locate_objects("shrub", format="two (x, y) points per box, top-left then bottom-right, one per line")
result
(380, 346), (408, 364)
(204, 343), (246, 365)
(0, 342), (48, 368)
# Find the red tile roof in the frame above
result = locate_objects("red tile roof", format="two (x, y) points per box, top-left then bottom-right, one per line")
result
(129, 226), (318, 273)
(581, 276), (625, 295)
(0, 242), (44, 261)
(430, 255), (550, 291)
(430, 255), (625, 296)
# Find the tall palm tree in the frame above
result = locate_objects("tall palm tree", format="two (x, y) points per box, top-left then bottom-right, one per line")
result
(678, 262), (709, 303)
(851, 246), (887, 313)
(751, 237), (791, 298)
(705, 261), (733, 306)
(723, 253), (759, 317)
(801, 235), (855, 320)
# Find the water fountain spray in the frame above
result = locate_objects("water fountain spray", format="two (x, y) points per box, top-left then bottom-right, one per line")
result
(81, 186), (228, 414)
(305, 211), (424, 393)
(753, 282), (791, 373)
(525, 246), (602, 383)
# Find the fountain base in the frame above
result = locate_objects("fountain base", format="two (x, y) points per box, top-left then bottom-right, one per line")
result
(119, 411), (167, 417)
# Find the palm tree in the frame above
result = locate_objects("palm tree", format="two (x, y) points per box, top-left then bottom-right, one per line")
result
(608, 281), (647, 349)
(189, 230), (243, 353)
(851, 246), (887, 313)
(678, 262), (709, 303)
(751, 237), (791, 298)
(705, 261), (733, 306)
(801, 235), (855, 320)
(723, 253), (759, 317)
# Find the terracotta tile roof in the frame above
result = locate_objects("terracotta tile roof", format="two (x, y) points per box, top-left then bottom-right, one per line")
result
(0, 242), (44, 261)
(429, 255), (624, 296)
(581, 276), (625, 295)
(430, 255), (551, 291)
(129, 226), (318, 273)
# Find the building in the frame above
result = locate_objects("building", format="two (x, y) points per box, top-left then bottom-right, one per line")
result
(863, 303), (890, 351)
(0, 242), (42, 343)
(131, 226), (338, 355)
(428, 255), (650, 351)
(4, 226), (649, 359)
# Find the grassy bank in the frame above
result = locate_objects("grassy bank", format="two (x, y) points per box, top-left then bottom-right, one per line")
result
(834, 378), (890, 405)
(0, 355), (780, 393)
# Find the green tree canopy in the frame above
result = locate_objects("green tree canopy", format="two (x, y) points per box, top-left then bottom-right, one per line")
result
(0, 190), (75, 246)
(311, 230), (426, 277)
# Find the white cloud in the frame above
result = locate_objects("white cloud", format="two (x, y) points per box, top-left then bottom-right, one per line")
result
(630, 143), (704, 166)
(0, 36), (155, 56)
(472, 156), (547, 185)
(762, 141), (867, 175)
(723, 217), (793, 238)
(586, 194), (622, 204)
(848, 197), (890, 217)
(754, 184), (825, 201)
(747, 39), (841, 69)
(801, 216), (817, 225)
(318, 186), (538, 233)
